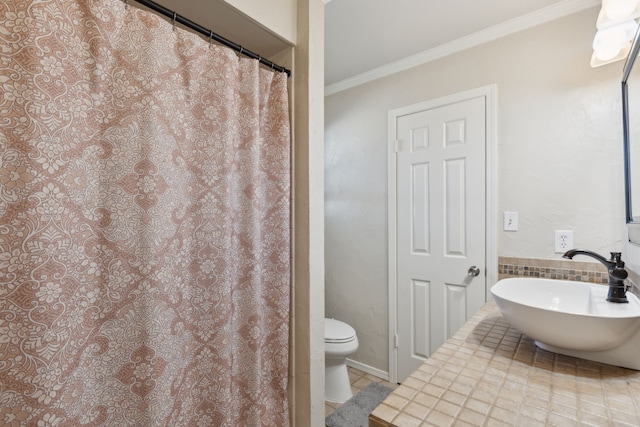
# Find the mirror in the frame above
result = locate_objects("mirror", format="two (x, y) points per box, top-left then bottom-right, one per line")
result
(623, 26), (640, 245)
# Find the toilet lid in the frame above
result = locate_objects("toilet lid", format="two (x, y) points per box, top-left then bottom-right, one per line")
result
(325, 318), (356, 343)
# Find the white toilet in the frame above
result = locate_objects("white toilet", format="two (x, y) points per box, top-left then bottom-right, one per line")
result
(324, 318), (359, 403)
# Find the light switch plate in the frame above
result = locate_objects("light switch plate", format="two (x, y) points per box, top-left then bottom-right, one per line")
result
(504, 211), (518, 231)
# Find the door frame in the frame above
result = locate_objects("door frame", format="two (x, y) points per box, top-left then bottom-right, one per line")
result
(387, 85), (498, 383)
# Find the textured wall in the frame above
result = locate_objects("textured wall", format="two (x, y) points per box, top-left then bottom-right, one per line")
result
(325, 7), (627, 374)
(222, 0), (296, 44)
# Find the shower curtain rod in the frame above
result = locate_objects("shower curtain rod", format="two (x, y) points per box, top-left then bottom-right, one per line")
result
(128, 0), (291, 77)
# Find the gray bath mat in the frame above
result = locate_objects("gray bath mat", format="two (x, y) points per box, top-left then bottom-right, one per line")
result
(325, 382), (394, 427)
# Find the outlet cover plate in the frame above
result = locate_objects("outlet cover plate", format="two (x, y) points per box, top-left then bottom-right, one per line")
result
(554, 230), (573, 253)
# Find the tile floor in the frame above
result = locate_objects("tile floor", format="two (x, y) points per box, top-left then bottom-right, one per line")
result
(325, 366), (399, 418)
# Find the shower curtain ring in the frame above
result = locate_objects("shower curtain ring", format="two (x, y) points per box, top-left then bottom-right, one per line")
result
(209, 30), (213, 48)
(172, 12), (177, 30)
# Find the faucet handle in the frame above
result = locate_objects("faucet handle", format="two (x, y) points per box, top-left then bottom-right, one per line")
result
(610, 252), (625, 268)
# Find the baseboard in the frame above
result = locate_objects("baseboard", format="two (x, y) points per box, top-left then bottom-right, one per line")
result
(345, 359), (391, 382)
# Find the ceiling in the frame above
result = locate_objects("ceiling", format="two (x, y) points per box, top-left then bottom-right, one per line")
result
(324, 0), (598, 86)
(140, 0), (599, 87)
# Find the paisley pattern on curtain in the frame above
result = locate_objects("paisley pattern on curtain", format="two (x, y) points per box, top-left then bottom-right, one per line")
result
(0, 0), (291, 425)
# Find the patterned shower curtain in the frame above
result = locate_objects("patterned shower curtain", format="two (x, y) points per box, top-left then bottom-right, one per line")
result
(0, 0), (291, 425)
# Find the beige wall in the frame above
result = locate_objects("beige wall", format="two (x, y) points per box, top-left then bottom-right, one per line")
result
(626, 241), (640, 272)
(291, 0), (326, 426)
(223, 0), (297, 44)
(325, 7), (627, 374)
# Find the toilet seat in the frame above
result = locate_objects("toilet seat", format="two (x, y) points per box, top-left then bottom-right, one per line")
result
(325, 318), (356, 343)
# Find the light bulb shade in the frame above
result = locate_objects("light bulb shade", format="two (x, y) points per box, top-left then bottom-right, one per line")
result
(597, 0), (640, 29)
(592, 19), (638, 60)
(604, 0), (639, 21)
(591, 43), (633, 66)
(594, 43), (622, 60)
(592, 0), (640, 67)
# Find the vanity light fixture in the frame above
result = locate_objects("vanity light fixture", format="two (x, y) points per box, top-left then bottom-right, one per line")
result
(591, 0), (640, 67)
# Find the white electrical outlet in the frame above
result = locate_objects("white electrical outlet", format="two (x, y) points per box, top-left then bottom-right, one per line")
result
(554, 230), (573, 253)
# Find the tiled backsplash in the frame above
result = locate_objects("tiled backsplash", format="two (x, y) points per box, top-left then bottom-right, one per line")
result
(498, 256), (639, 297)
(499, 256), (608, 283)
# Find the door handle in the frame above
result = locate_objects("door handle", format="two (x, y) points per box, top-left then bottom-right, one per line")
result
(468, 266), (481, 277)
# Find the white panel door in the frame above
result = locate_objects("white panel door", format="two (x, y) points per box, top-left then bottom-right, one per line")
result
(395, 96), (486, 382)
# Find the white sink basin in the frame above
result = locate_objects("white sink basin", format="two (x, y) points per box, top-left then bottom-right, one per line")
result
(491, 278), (640, 370)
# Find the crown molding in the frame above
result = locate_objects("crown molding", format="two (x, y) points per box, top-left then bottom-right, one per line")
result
(325, 0), (601, 96)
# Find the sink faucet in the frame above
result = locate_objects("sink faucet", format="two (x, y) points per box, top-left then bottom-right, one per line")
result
(562, 249), (629, 303)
